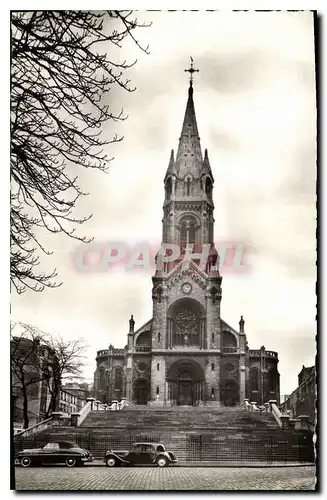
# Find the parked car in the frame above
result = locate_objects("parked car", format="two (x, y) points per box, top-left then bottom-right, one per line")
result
(104, 442), (177, 467)
(18, 441), (94, 468)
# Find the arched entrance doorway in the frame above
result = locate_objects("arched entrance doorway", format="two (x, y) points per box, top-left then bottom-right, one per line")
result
(221, 380), (239, 406)
(133, 378), (150, 405)
(167, 359), (205, 406)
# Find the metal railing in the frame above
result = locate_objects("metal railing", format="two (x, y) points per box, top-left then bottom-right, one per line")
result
(14, 431), (314, 464)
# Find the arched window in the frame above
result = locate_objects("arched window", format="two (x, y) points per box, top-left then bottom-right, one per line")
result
(184, 176), (192, 196)
(250, 367), (259, 392)
(205, 177), (212, 197)
(221, 331), (237, 349)
(99, 366), (107, 390)
(187, 178), (191, 196)
(135, 331), (152, 352)
(168, 298), (203, 347)
(179, 215), (197, 252)
(114, 367), (123, 390)
(268, 369), (276, 392)
(166, 177), (172, 198)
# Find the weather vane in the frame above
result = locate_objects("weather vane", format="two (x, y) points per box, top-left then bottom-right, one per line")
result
(184, 56), (199, 85)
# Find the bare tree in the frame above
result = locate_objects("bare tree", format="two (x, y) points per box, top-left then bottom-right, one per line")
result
(11, 323), (47, 429)
(11, 322), (87, 427)
(11, 11), (150, 293)
(42, 336), (87, 417)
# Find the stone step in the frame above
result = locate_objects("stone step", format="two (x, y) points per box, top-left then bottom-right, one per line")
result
(81, 408), (279, 430)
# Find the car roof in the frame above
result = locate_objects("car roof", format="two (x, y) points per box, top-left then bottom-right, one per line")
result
(48, 441), (78, 446)
(133, 442), (164, 447)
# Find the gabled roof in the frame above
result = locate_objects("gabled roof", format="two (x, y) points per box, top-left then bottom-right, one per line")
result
(133, 318), (153, 336)
(220, 318), (239, 335)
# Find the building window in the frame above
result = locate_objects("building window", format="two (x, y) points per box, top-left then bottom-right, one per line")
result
(156, 386), (159, 395)
(205, 177), (212, 197)
(166, 178), (172, 199)
(250, 367), (259, 392)
(211, 363), (215, 372)
(115, 367), (123, 391)
(186, 178), (191, 196)
(211, 388), (215, 399)
(212, 332), (215, 343)
(158, 332), (161, 342)
(157, 363), (160, 371)
(179, 215), (197, 251)
(268, 369), (276, 392)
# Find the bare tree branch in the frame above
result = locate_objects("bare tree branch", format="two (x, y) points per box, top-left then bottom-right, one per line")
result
(11, 11), (150, 293)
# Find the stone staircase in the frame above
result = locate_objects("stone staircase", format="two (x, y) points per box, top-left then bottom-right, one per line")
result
(14, 406), (314, 464)
(81, 406), (279, 431)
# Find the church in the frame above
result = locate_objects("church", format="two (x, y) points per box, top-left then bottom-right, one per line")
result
(94, 61), (280, 408)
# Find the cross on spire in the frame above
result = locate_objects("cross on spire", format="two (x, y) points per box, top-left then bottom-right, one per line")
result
(184, 56), (199, 86)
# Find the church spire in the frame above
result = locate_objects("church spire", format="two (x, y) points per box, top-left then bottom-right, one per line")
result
(179, 82), (199, 139)
(175, 57), (203, 172)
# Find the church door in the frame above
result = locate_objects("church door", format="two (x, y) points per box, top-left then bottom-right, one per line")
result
(222, 380), (239, 406)
(134, 379), (150, 405)
(177, 380), (194, 406)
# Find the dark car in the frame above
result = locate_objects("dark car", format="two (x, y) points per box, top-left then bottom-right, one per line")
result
(104, 442), (177, 468)
(17, 441), (94, 468)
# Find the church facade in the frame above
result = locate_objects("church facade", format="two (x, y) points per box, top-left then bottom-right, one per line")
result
(94, 67), (280, 407)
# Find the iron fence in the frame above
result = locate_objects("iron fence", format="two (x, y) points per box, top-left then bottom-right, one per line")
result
(14, 430), (314, 463)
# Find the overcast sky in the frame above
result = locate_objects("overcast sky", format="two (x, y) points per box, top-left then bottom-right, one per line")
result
(11, 11), (316, 397)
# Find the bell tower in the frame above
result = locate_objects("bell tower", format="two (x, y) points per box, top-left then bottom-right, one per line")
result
(162, 59), (216, 268)
(150, 58), (222, 406)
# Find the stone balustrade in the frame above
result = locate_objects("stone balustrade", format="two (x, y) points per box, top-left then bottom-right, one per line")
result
(15, 416), (54, 438)
(242, 398), (312, 432)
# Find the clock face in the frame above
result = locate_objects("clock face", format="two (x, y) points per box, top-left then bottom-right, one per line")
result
(182, 282), (192, 294)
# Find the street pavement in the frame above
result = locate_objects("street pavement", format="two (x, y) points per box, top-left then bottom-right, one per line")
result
(14, 465), (316, 491)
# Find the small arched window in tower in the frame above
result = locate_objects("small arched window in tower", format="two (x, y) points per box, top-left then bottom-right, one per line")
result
(250, 367), (259, 392)
(157, 287), (162, 304)
(268, 369), (276, 392)
(156, 386), (160, 395)
(211, 363), (215, 372)
(187, 178), (191, 196)
(205, 177), (212, 197)
(166, 177), (172, 199)
(158, 332), (161, 343)
(212, 332), (215, 344)
(188, 222), (196, 246)
(157, 363), (160, 371)
(179, 215), (197, 252)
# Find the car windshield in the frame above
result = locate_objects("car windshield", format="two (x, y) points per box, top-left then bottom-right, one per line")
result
(43, 442), (80, 450)
(43, 443), (59, 450)
(59, 442), (80, 449)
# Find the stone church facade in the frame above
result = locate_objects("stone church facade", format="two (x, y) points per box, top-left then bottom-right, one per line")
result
(94, 73), (280, 407)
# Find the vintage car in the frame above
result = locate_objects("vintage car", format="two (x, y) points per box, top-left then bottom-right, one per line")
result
(104, 442), (177, 467)
(17, 440), (94, 468)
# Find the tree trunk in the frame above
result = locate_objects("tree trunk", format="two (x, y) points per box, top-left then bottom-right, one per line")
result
(45, 383), (59, 417)
(22, 387), (29, 429)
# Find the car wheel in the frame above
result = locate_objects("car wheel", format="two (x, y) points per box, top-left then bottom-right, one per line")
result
(156, 457), (168, 468)
(65, 458), (77, 468)
(106, 457), (117, 467)
(20, 457), (32, 468)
